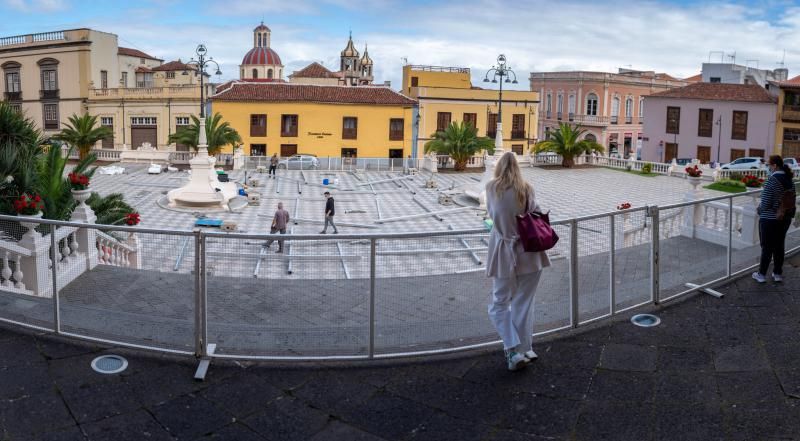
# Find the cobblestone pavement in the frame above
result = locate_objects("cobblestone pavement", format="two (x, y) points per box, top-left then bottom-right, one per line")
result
(1, 255), (799, 441)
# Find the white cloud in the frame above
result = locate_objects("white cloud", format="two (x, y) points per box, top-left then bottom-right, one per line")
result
(4, 0), (67, 12)
(80, 0), (800, 91)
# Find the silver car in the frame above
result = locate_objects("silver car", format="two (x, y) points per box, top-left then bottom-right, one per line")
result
(720, 157), (765, 170)
(278, 154), (319, 170)
(784, 158), (800, 172)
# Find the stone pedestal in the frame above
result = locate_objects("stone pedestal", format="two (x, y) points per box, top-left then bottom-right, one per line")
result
(70, 191), (99, 270)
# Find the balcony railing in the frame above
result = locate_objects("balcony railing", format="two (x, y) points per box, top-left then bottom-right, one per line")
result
(89, 86), (201, 100)
(611, 115), (618, 124)
(4, 91), (21, 101)
(40, 89), (59, 100)
(626, 116), (633, 124)
(557, 112), (562, 120)
(342, 128), (358, 140)
(782, 105), (800, 123)
(511, 131), (526, 139)
(571, 114), (610, 125)
(568, 112), (574, 122)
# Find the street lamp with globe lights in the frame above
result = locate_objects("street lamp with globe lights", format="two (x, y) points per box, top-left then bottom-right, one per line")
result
(483, 54), (518, 151)
(182, 44), (222, 118)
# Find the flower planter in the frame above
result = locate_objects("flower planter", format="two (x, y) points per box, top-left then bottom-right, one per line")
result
(687, 176), (703, 190)
(71, 188), (91, 208)
(17, 212), (43, 241)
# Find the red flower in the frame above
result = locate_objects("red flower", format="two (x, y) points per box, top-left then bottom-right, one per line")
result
(124, 212), (141, 226)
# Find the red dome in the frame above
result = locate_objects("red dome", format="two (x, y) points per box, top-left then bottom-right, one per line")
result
(241, 47), (282, 66)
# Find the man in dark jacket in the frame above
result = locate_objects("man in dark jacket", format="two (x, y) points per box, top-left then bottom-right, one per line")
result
(320, 191), (338, 234)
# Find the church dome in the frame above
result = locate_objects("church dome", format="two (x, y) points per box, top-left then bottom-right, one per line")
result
(341, 34), (359, 58)
(242, 47), (282, 66)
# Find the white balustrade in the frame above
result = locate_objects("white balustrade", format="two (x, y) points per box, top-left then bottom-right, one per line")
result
(95, 231), (138, 268)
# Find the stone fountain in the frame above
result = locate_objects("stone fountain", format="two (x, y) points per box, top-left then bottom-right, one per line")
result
(167, 118), (238, 210)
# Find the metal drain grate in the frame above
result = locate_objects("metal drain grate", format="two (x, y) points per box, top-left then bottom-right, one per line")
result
(631, 313), (661, 328)
(91, 355), (128, 374)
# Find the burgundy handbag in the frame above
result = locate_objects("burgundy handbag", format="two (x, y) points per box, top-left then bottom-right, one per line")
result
(516, 194), (559, 252)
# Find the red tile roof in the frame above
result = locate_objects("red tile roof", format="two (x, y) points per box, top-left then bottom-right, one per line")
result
(135, 66), (152, 73)
(684, 73), (703, 83)
(647, 83), (775, 103)
(212, 83), (417, 106)
(785, 75), (800, 85)
(289, 62), (335, 79)
(118, 47), (161, 61)
(152, 60), (196, 72)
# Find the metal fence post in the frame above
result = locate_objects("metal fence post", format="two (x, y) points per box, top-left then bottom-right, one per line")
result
(369, 238), (377, 358)
(194, 229), (207, 358)
(609, 214), (616, 315)
(570, 219), (579, 327)
(50, 228), (60, 334)
(649, 205), (661, 304)
(727, 197), (733, 277)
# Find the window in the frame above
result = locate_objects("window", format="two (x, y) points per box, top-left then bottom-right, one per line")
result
(176, 116), (190, 126)
(698, 109), (713, 137)
(611, 97), (620, 123)
(436, 112), (451, 132)
(511, 144), (524, 155)
(411, 77), (418, 87)
(544, 126), (551, 140)
(4, 70), (20, 100)
(666, 106), (680, 134)
(250, 114), (266, 137)
(749, 148), (765, 158)
(281, 114), (298, 137)
(174, 116), (190, 151)
(710, 77), (721, 83)
(638, 97), (644, 122)
(166, 71), (175, 79)
(545, 93), (552, 117)
(131, 116), (157, 125)
(568, 94), (576, 119)
(267, 69), (273, 79)
(730, 148), (746, 160)
(43, 103), (58, 130)
(487, 113), (498, 138)
(341, 148), (357, 158)
(40, 69), (57, 100)
(342, 117), (358, 139)
(100, 117), (114, 149)
(625, 97), (633, 123)
(136, 72), (154, 88)
(139, 57), (145, 65)
(250, 144), (266, 156)
(389, 118), (404, 141)
(511, 114), (525, 139)
(252, 69), (258, 79)
(731, 111), (748, 140)
(586, 93), (598, 116)
(462, 113), (477, 130)
(121, 72), (128, 88)
(100, 70), (108, 88)
(557, 93), (563, 119)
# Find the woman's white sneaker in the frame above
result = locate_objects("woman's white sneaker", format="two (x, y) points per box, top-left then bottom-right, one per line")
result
(752, 272), (767, 283)
(772, 273), (784, 282)
(506, 351), (528, 371)
(524, 350), (538, 361)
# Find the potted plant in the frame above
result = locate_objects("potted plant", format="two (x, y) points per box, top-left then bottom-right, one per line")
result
(685, 165), (703, 190)
(13, 193), (44, 240)
(741, 174), (764, 188)
(68, 171), (92, 207)
(124, 212), (140, 226)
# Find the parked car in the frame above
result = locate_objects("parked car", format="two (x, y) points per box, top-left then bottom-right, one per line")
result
(784, 157), (800, 172)
(674, 158), (693, 166)
(278, 154), (319, 170)
(720, 157), (765, 170)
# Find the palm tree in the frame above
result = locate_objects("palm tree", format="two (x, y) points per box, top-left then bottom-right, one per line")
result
(35, 145), (97, 220)
(533, 123), (604, 168)
(52, 114), (112, 160)
(168, 113), (242, 156)
(424, 121), (495, 171)
(86, 192), (136, 226)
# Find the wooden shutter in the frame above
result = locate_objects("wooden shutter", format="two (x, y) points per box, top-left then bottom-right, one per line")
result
(697, 109), (713, 137)
(732, 111), (747, 140)
(436, 112), (451, 132)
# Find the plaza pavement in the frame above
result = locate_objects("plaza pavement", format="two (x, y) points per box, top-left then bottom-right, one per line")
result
(1, 255), (799, 440)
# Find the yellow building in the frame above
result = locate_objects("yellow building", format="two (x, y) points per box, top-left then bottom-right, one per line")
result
(211, 82), (416, 159)
(774, 79), (800, 159)
(402, 65), (540, 156)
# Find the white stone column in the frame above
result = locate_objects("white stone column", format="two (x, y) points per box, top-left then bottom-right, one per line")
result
(71, 196), (99, 270)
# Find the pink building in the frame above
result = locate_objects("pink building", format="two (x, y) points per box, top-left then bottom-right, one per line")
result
(530, 69), (686, 158)
(642, 83), (777, 164)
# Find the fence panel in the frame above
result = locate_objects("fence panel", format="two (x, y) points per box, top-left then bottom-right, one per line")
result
(205, 234), (369, 358)
(534, 223), (572, 334)
(576, 216), (611, 324)
(58, 228), (195, 353)
(612, 209), (653, 311)
(730, 192), (763, 275)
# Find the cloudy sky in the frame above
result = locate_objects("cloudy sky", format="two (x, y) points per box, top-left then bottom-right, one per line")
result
(3, 0), (800, 90)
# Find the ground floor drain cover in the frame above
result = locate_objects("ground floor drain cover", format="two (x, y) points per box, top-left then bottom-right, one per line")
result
(91, 355), (128, 374)
(631, 314), (661, 327)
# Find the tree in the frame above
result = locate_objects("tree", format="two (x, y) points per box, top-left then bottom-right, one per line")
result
(86, 192), (136, 226)
(533, 123), (604, 168)
(168, 113), (242, 156)
(35, 145), (97, 220)
(424, 121), (495, 171)
(52, 114), (112, 161)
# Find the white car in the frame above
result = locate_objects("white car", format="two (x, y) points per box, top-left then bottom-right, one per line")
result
(720, 157), (765, 170)
(784, 158), (800, 172)
(278, 154), (319, 170)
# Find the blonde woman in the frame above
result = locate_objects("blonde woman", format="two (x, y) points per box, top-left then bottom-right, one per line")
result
(485, 152), (550, 371)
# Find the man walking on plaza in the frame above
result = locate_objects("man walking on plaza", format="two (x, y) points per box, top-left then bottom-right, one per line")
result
(265, 201), (289, 253)
(319, 191), (338, 234)
(269, 153), (279, 179)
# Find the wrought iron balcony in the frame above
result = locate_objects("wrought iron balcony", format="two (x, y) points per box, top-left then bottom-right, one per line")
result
(40, 89), (59, 100)
(4, 91), (21, 101)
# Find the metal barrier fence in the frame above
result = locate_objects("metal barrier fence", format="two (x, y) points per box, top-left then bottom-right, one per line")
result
(0, 190), (798, 361)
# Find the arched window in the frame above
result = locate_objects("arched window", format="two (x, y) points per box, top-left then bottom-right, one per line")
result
(639, 97), (644, 120)
(586, 93), (598, 116)
(258, 34), (262, 47)
(585, 133), (597, 142)
(241, 69), (244, 78)
(267, 69), (273, 79)
(611, 97), (620, 123)
(625, 97), (633, 122)
(546, 93), (552, 117)
(568, 94), (576, 116)
(252, 69), (258, 79)
(557, 93), (563, 118)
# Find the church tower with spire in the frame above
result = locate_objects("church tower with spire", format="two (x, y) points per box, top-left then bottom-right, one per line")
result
(340, 32), (362, 86)
(239, 22), (284, 80)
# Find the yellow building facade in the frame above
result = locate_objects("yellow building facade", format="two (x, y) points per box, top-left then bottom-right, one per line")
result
(774, 82), (800, 159)
(402, 65), (540, 156)
(211, 82), (416, 158)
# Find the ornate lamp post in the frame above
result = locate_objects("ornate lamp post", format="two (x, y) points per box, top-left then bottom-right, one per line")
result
(483, 54), (518, 151)
(182, 44), (222, 157)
